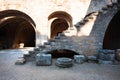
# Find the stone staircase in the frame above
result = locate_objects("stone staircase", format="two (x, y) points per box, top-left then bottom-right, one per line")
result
(15, 1), (120, 65)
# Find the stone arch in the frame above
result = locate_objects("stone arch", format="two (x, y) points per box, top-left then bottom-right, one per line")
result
(48, 11), (72, 39)
(103, 10), (120, 50)
(47, 49), (79, 58)
(0, 10), (36, 49)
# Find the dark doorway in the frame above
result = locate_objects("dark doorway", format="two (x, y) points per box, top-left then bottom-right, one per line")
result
(103, 11), (120, 50)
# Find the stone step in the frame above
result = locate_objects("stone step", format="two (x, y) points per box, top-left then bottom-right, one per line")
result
(112, 2), (118, 6)
(98, 59), (113, 64)
(102, 6), (108, 11)
(107, 4), (114, 8)
(58, 33), (65, 37)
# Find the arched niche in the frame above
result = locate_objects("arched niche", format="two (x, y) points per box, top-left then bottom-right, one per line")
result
(48, 11), (72, 39)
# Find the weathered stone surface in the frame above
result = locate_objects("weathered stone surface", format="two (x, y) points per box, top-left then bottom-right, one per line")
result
(36, 53), (52, 66)
(29, 51), (36, 55)
(115, 49), (120, 61)
(102, 6), (108, 10)
(98, 59), (113, 64)
(99, 50), (115, 54)
(74, 55), (86, 64)
(53, 36), (60, 40)
(15, 57), (26, 65)
(107, 4), (114, 8)
(34, 48), (40, 51)
(87, 55), (97, 62)
(23, 52), (30, 57)
(98, 50), (115, 61)
(44, 42), (51, 45)
(55, 57), (73, 68)
(113, 60), (120, 65)
(38, 45), (46, 49)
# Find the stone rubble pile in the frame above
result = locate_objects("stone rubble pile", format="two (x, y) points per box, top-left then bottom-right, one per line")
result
(15, 48), (120, 68)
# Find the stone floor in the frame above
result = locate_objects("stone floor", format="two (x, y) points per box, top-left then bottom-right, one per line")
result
(0, 48), (120, 80)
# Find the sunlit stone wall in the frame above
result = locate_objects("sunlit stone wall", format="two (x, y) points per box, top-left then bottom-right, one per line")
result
(0, 0), (113, 46)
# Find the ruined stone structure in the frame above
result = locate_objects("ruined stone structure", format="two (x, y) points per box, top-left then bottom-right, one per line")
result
(0, 0), (120, 58)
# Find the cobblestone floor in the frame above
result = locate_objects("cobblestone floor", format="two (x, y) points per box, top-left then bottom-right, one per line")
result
(0, 48), (120, 80)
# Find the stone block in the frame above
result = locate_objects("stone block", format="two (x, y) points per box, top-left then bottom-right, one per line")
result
(98, 59), (113, 64)
(44, 42), (51, 45)
(99, 49), (115, 54)
(15, 57), (26, 65)
(36, 53), (52, 66)
(53, 36), (60, 39)
(115, 49), (120, 61)
(23, 52), (30, 57)
(107, 4), (113, 8)
(102, 6), (108, 10)
(98, 50), (115, 61)
(74, 55), (86, 64)
(87, 55), (97, 62)
(55, 57), (73, 68)
(38, 45), (46, 49)
(29, 51), (36, 54)
(34, 48), (40, 51)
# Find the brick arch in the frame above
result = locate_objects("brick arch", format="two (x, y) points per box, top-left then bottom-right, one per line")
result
(0, 10), (36, 49)
(48, 11), (72, 39)
(103, 10), (120, 50)
(0, 9), (36, 27)
(48, 11), (72, 27)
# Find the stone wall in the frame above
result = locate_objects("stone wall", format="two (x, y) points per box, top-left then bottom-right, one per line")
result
(0, 0), (114, 46)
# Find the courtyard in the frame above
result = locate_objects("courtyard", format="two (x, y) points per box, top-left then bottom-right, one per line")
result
(0, 48), (120, 80)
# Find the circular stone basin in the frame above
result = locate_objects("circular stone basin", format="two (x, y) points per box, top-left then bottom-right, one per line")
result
(55, 57), (73, 68)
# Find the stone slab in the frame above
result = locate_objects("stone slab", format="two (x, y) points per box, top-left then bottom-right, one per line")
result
(98, 59), (113, 64)
(74, 55), (86, 64)
(36, 53), (52, 66)
(15, 57), (26, 65)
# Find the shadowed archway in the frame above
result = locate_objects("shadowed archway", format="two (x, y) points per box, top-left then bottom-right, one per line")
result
(0, 10), (36, 49)
(103, 11), (120, 50)
(47, 49), (79, 58)
(48, 11), (72, 39)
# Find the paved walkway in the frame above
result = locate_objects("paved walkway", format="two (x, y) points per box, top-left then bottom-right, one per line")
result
(0, 48), (120, 80)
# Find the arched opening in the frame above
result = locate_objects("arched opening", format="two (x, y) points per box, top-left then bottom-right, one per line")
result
(50, 18), (69, 38)
(0, 10), (36, 49)
(103, 11), (120, 50)
(48, 11), (72, 39)
(47, 49), (79, 58)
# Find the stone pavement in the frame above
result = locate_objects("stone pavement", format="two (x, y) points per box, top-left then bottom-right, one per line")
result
(0, 49), (120, 80)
